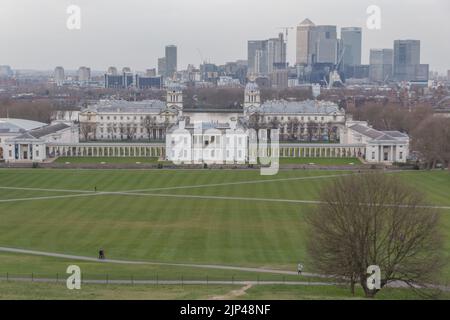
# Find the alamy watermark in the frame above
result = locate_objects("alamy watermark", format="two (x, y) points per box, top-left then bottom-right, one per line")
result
(66, 5), (81, 30)
(366, 5), (381, 30)
(366, 265), (381, 290)
(66, 265), (81, 290)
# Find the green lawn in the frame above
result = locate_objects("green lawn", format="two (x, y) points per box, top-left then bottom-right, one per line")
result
(0, 168), (449, 299)
(54, 157), (163, 164)
(279, 157), (362, 165)
(1, 281), (449, 300)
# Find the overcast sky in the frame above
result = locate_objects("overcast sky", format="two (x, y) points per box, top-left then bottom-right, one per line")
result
(0, 0), (449, 73)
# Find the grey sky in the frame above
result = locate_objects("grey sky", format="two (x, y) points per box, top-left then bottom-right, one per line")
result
(0, 0), (449, 73)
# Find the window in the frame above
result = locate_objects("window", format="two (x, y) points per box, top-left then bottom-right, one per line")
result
(399, 152), (403, 159)
(372, 152), (375, 160)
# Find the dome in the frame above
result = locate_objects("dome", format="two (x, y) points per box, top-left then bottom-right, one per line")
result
(245, 82), (259, 92)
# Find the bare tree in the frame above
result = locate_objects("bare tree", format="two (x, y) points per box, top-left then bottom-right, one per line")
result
(412, 116), (450, 169)
(306, 173), (444, 298)
(142, 116), (157, 141)
(79, 122), (96, 141)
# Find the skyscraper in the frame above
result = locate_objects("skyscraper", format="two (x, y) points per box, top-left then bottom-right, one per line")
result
(165, 45), (177, 78)
(314, 25), (338, 64)
(267, 33), (287, 74)
(77, 66), (91, 84)
(54, 66), (65, 86)
(295, 19), (338, 65)
(369, 49), (393, 83)
(341, 27), (362, 67)
(248, 40), (268, 76)
(296, 18), (315, 65)
(0, 65), (13, 78)
(158, 57), (166, 76)
(393, 40), (428, 81)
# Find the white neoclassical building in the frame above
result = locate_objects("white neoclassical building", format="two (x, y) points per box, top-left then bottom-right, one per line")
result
(341, 119), (409, 163)
(1, 121), (78, 162)
(1, 82), (410, 164)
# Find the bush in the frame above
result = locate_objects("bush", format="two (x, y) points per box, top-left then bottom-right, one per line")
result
(157, 163), (163, 169)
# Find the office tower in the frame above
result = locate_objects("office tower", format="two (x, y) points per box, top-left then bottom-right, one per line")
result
(165, 45), (177, 78)
(341, 27), (362, 67)
(0, 65), (13, 78)
(314, 25), (338, 64)
(54, 66), (65, 86)
(267, 33), (287, 74)
(77, 66), (91, 83)
(296, 18), (316, 65)
(107, 66), (118, 75)
(393, 40), (428, 81)
(248, 40), (268, 75)
(158, 57), (166, 76)
(135, 74), (162, 89)
(369, 49), (393, 83)
(146, 68), (157, 77)
(270, 69), (289, 89)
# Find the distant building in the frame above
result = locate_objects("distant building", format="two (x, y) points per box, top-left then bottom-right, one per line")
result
(107, 67), (118, 75)
(0, 65), (13, 78)
(341, 27), (362, 68)
(270, 69), (289, 89)
(393, 40), (429, 81)
(104, 71), (134, 89)
(447, 70), (450, 82)
(248, 40), (268, 76)
(54, 66), (65, 86)
(267, 33), (287, 74)
(369, 49), (393, 83)
(135, 75), (162, 89)
(158, 57), (166, 77)
(165, 45), (177, 78)
(146, 69), (157, 77)
(296, 18), (316, 65)
(248, 33), (286, 77)
(314, 25), (338, 64)
(77, 66), (91, 84)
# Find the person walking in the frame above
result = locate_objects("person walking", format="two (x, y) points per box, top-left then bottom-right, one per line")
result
(297, 263), (304, 275)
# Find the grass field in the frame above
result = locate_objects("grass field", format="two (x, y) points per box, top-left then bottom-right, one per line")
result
(0, 168), (449, 299)
(279, 157), (362, 165)
(54, 157), (162, 164)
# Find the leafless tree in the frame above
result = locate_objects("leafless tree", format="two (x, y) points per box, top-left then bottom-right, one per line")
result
(79, 122), (96, 141)
(306, 173), (444, 298)
(412, 116), (450, 169)
(142, 116), (157, 141)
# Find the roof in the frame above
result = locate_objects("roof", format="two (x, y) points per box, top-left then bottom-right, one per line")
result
(349, 124), (408, 141)
(14, 123), (70, 140)
(245, 82), (259, 92)
(0, 118), (47, 134)
(299, 18), (315, 27)
(259, 100), (341, 115)
(83, 100), (166, 113)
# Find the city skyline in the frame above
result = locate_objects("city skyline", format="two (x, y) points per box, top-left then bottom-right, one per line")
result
(0, 0), (449, 73)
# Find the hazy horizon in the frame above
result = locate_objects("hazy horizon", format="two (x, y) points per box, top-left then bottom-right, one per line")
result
(1, 0), (449, 73)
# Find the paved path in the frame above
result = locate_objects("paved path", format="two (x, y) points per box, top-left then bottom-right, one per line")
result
(1, 246), (449, 292)
(0, 277), (336, 286)
(0, 246), (325, 278)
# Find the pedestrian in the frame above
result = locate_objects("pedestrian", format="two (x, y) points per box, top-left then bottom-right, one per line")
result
(297, 263), (303, 275)
(99, 248), (105, 260)
(94, 186), (97, 192)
